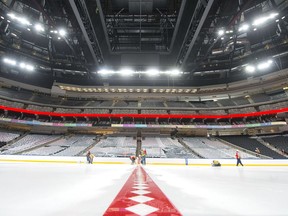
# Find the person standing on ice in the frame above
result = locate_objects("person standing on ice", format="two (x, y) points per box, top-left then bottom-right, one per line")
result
(141, 149), (147, 165)
(130, 155), (136, 165)
(86, 151), (94, 164)
(235, 150), (243, 166)
(255, 147), (260, 157)
(137, 154), (141, 165)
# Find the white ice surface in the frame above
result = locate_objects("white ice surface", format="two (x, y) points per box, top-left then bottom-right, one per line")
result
(144, 166), (288, 216)
(0, 163), (133, 216)
(0, 163), (288, 216)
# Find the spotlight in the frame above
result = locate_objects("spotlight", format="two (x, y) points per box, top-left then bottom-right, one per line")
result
(245, 65), (256, 73)
(25, 64), (34, 71)
(7, 13), (16, 19)
(218, 29), (225, 36)
(269, 13), (279, 19)
(58, 29), (67, 37)
(11, 33), (18, 38)
(257, 60), (273, 70)
(146, 69), (159, 76)
(252, 12), (279, 26)
(7, 13), (31, 26)
(17, 17), (31, 26)
(3, 58), (35, 71)
(239, 24), (250, 32)
(98, 69), (114, 75)
(19, 62), (26, 68)
(252, 17), (269, 26)
(119, 68), (134, 76)
(3, 58), (16, 66)
(169, 69), (182, 76)
(19, 62), (34, 71)
(34, 23), (45, 32)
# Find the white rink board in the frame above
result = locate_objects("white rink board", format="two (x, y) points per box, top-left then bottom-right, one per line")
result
(0, 155), (288, 166)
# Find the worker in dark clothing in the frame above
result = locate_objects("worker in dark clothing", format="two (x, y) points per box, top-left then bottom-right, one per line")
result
(171, 127), (179, 138)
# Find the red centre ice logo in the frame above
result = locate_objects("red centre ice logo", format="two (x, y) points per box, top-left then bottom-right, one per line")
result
(104, 166), (182, 215)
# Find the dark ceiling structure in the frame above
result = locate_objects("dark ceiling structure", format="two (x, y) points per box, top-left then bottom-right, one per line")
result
(0, 0), (288, 87)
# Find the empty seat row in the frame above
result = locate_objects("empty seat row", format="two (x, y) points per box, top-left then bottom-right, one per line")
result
(220, 136), (286, 159)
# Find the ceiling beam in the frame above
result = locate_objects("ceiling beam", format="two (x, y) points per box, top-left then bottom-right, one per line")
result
(95, 0), (112, 52)
(68, 0), (103, 66)
(169, 0), (187, 51)
(177, 0), (214, 68)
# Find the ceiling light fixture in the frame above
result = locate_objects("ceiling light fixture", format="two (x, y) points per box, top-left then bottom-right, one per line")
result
(169, 69), (182, 76)
(119, 68), (134, 76)
(98, 69), (114, 75)
(217, 29), (225, 36)
(3, 58), (16, 66)
(34, 23), (45, 32)
(252, 12), (279, 26)
(245, 65), (256, 73)
(146, 69), (159, 76)
(257, 60), (273, 70)
(238, 23), (250, 32)
(7, 13), (31, 26)
(58, 29), (67, 37)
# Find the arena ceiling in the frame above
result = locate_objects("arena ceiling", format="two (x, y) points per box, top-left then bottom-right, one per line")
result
(0, 0), (288, 88)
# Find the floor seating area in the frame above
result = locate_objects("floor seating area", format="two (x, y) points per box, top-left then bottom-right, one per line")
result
(1, 134), (60, 155)
(23, 135), (95, 156)
(261, 135), (288, 153)
(182, 137), (256, 159)
(89, 136), (136, 157)
(220, 136), (286, 159)
(141, 137), (199, 158)
(0, 131), (20, 142)
(1, 132), (288, 160)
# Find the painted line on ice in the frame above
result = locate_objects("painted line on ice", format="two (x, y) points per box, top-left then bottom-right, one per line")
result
(104, 165), (182, 215)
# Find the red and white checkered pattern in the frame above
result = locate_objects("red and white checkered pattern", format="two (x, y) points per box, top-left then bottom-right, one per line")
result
(104, 166), (181, 215)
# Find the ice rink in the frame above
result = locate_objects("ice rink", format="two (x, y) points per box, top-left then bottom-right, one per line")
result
(1, 162), (288, 216)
